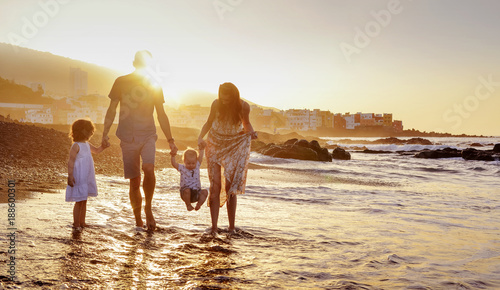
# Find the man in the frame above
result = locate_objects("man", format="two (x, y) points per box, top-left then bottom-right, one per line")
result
(102, 50), (177, 230)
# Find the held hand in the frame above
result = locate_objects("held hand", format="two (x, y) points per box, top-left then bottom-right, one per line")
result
(198, 138), (207, 150)
(250, 131), (258, 140)
(101, 136), (111, 148)
(169, 142), (178, 156)
(67, 175), (75, 187)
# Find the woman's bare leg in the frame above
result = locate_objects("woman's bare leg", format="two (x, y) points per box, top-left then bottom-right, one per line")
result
(226, 182), (237, 232)
(209, 163), (222, 234)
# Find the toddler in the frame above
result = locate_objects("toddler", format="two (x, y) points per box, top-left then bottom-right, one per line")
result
(170, 147), (208, 211)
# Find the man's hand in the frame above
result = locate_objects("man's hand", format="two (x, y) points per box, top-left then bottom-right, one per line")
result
(169, 141), (178, 156)
(102, 135), (111, 148)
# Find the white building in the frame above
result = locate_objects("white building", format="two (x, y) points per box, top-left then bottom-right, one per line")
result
(285, 109), (319, 131)
(344, 115), (356, 130)
(25, 108), (53, 124)
(70, 67), (88, 97)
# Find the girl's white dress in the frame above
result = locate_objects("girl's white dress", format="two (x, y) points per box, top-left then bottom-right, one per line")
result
(65, 142), (98, 202)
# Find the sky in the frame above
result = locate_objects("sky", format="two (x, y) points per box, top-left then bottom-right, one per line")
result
(1, 0), (499, 135)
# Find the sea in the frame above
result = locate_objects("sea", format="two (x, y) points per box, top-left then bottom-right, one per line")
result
(1, 137), (500, 289)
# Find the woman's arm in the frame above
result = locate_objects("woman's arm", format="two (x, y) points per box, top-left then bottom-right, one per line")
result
(241, 101), (258, 139)
(198, 100), (218, 147)
(67, 143), (80, 187)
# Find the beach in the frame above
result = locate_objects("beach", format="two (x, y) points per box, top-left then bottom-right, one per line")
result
(1, 122), (500, 289)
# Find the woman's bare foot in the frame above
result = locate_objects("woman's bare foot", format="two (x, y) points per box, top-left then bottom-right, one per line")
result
(72, 226), (83, 232)
(186, 203), (195, 211)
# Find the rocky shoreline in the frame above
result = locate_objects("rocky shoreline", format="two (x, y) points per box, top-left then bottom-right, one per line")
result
(1, 121), (499, 202)
(251, 137), (500, 162)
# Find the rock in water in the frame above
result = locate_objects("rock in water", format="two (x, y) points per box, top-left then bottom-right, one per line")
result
(273, 145), (319, 161)
(331, 147), (351, 160)
(461, 148), (495, 161)
(494, 143), (500, 153)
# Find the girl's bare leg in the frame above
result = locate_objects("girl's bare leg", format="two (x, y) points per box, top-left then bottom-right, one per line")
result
(79, 200), (88, 227)
(73, 201), (82, 228)
(181, 188), (195, 211)
(195, 189), (208, 211)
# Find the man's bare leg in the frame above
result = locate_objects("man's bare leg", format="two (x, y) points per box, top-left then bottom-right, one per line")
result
(129, 176), (143, 227)
(142, 163), (156, 231)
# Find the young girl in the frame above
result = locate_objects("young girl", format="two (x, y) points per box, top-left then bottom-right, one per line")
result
(66, 119), (106, 230)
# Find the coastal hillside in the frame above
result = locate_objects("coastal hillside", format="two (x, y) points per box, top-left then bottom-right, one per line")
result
(0, 43), (120, 96)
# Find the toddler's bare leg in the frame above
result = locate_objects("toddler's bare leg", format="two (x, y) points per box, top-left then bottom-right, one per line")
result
(195, 189), (208, 211)
(181, 188), (195, 211)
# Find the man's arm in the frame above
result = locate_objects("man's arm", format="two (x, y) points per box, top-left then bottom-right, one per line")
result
(155, 101), (178, 155)
(102, 99), (119, 147)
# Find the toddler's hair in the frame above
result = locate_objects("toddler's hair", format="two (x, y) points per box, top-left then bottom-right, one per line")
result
(69, 119), (95, 142)
(183, 148), (198, 161)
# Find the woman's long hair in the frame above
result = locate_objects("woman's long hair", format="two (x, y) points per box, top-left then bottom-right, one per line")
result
(217, 82), (242, 124)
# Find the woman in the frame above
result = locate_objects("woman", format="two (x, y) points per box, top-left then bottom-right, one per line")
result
(198, 82), (258, 234)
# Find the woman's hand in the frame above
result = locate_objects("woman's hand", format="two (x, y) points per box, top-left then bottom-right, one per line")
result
(198, 138), (207, 150)
(250, 131), (258, 139)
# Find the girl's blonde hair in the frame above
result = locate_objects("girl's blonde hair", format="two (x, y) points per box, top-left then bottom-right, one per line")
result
(69, 119), (95, 142)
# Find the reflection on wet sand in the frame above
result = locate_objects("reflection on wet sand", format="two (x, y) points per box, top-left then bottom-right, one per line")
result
(59, 225), (250, 289)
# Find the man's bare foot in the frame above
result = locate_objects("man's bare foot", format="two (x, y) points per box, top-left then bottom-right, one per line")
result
(145, 210), (156, 231)
(186, 203), (195, 211)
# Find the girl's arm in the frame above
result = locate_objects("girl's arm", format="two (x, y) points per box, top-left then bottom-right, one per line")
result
(89, 143), (105, 154)
(198, 100), (218, 148)
(170, 152), (179, 170)
(67, 143), (80, 187)
(241, 101), (258, 139)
